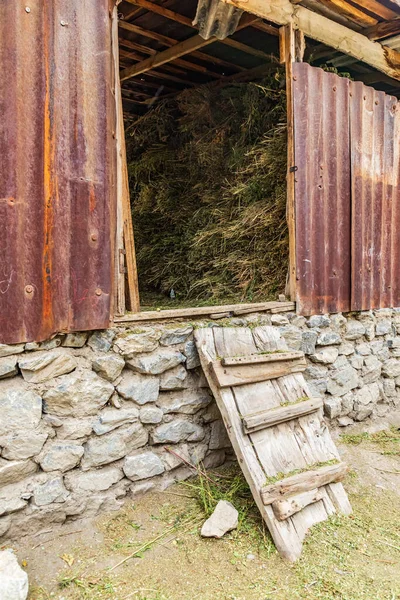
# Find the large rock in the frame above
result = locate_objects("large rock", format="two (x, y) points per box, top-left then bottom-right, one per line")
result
(309, 347), (339, 365)
(64, 466), (123, 493)
(88, 330), (116, 353)
(117, 371), (159, 404)
(43, 371), (114, 417)
(326, 365), (359, 396)
(123, 452), (165, 481)
(0, 549), (28, 600)
(152, 419), (205, 444)
(201, 500), (238, 538)
(301, 331), (317, 355)
(139, 405), (163, 424)
(160, 365), (188, 390)
(0, 482), (28, 517)
(157, 389), (211, 414)
(323, 397), (341, 419)
(92, 354), (125, 382)
(279, 326), (302, 350)
(0, 344), (24, 358)
(127, 349), (186, 375)
(344, 321), (366, 340)
(382, 358), (400, 378)
(353, 383), (380, 408)
(375, 319), (392, 336)
(25, 338), (62, 352)
(183, 341), (200, 369)
(209, 420), (231, 450)
(0, 356), (18, 379)
(307, 315), (330, 329)
(316, 330), (341, 346)
(33, 477), (70, 506)
(114, 329), (160, 357)
(361, 355), (381, 384)
(56, 418), (93, 440)
(0, 386), (42, 437)
(92, 406), (139, 435)
(62, 332), (88, 348)
(38, 442), (84, 473)
(159, 325), (193, 346)
(19, 351), (76, 383)
(0, 459), (37, 487)
(1, 431), (48, 460)
(81, 423), (148, 469)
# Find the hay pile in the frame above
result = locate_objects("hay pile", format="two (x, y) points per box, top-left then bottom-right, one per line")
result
(126, 69), (288, 305)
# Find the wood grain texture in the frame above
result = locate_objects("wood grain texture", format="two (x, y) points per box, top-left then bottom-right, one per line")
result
(243, 397), (323, 433)
(222, 350), (304, 366)
(211, 356), (307, 387)
(272, 488), (323, 521)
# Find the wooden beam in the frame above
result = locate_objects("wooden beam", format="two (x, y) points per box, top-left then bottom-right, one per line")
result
(121, 47), (221, 78)
(242, 398), (323, 433)
(210, 354), (307, 388)
(124, 0), (193, 26)
(222, 37), (273, 59)
(221, 0), (400, 81)
(272, 488), (324, 521)
(349, 0), (399, 21)
(364, 17), (400, 40)
(315, 0), (377, 27)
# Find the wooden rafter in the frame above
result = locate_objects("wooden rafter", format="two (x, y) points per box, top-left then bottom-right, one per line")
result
(124, 0), (193, 27)
(221, 0), (400, 81)
(364, 17), (400, 40)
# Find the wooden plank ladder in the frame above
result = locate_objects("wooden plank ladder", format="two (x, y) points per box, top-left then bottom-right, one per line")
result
(194, 325), (351, 561)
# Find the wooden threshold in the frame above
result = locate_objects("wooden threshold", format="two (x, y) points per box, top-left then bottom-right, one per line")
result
(113, 301), (295, 323)
(242, 397), (323, 433)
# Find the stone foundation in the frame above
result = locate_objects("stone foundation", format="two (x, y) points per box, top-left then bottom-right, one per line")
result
(1, 307), (399, 541)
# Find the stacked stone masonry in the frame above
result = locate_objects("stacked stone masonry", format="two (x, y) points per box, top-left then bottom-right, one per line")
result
(1, 308), (399, 541)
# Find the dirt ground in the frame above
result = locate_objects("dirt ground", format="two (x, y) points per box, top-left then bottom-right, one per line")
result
(8, 424), (400, 600)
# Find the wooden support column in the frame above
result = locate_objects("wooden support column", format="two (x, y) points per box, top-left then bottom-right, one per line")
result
(112, 6), (140, 314)
(281, 24), (304, 301)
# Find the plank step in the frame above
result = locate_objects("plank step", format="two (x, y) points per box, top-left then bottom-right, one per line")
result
(210, 354), (307, 388)
(272, 488), (324, 521)
(242, 397), (323, 433)
(221, 350), (304, 367)
(261, 462), (348, 505)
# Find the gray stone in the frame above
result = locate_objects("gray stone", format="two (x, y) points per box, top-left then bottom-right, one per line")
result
(157, 389), (211, 415)
(370, 339), (384, 355)
(279, 326), (302, 350)
(209, 420), (231, 450)
(113, 329), (160, 356)
(0, 490), (26, 517)
(0, 344), (24, 358)
(110, 392), (122, 409)
(310, 347), (339, 365)
(19, 351), (76, 383)
(361, 355), (382, 384)
(117, 371), (159, 404)
(354, 405), (373, 421)
(127, 349), (186, 375)
(330, 313), (347, 329)
(349, 355), (363, 370)
(160, 325), (193, 346)
(201, 403), (221, 423)
(0, 459), (37, 487)
(271, 314), (289, 326)
(332, 355), (350, 370)
(93, 406), (139, 435)
(43, 414), (63, 428)
(160, 365), (188, 390)
(0, 386), (42, 437)
(376, 319), (392, 336)
(92, 354), (125, 382)
(317, 330), (341, 346)
(305, 365), (328, 378)
(81, 423), (148, 469)
(43, 371), (114, 417)
(345, 321), (366, 341)
(337, 416), (354, 427)
(152, 420), (205, 444)
(56, 418), (93, 440)
(139, 406), (163, 424)
(307, 379), (328, 396)
(62, 332), (88, 348)
(338, 342), (355, 356)
(1, 431), (48, 460)
(123, 452), (165, 481)
(323, 397), (341, 419)
(326, 365), (359, 397)
(88, 330), (116, 353)
(382, 358), (400, 378)
(33, 477), (69, 506)
(0, 516), (11, 537)
(356, 343), (371, 356)
(25, 338), (63, 352)
(0, 356), (18, 379)
(341, 392), (354, 415)
(307, 315), (330, 329)
(64, 466), (123, 493)
(0, 549), (29, 600)
(183, 341), (200, 369)
(301, 331), (318, 355)
(383, 379), (397, 398)
(354, 383), (380, 407)
(38, 442), (84, 472)
(201, 500), (238, 538)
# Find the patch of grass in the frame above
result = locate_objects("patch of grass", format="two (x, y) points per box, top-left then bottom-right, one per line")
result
(264, 459), (340, 486)
(341, 427), (400, 456)
(57, 574), (116, 599)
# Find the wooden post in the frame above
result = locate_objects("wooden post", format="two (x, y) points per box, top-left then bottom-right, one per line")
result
(112, 6), (140, 314)
(282, 24), (304, 301)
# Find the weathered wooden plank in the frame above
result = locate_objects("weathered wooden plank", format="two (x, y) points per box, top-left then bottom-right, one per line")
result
(261, 462), (349, 505)
(210, 355), (307, 387)
(222, 350), (304, 366)
(243, 398), (323, 433)
(272, 488), (323, 521)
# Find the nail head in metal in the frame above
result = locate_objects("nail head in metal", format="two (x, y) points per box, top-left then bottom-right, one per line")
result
(25, 6), (31, 12)
(60, 20), (68, 26)
(25, 285), (34, 294)
(95, 288), (102, 296)
(91, 233), (98, 242)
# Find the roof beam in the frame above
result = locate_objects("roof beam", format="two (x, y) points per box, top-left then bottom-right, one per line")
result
(221, 0), (400, 81)
(124, 0), (193, 26)
(364, 17), (400, 40)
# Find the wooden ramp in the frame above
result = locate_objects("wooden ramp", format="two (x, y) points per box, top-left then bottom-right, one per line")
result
(194, 326), (351, 561)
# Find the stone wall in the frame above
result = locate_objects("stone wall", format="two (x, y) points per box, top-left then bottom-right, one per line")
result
(1, 308), (399, 541)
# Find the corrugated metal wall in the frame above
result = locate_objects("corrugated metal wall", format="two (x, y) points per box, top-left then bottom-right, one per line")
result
(0, 0), (116, 344)
(293, 63), (400, 316)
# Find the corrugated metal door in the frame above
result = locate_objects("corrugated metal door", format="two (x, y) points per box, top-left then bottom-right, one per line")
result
(0, 1), (116, 344)
(293, 62), (400, 316)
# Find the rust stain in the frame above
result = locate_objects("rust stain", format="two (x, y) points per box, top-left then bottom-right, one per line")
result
(89, 182), (96, 212)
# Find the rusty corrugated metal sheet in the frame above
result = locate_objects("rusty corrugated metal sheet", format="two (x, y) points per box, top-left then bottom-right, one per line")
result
(293, 63), (352, 316)
(193, 0), (243, 40)
(350, 81), (400, 310)
(0, 0), (116, 345)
